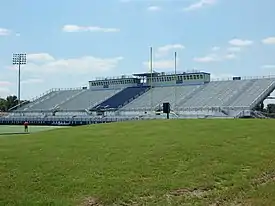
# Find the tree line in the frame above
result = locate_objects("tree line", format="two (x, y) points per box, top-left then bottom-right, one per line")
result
(254, 103), (275, 118)
(0, 96), (29, 112)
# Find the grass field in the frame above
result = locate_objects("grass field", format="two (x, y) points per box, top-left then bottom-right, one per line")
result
(0, 119), (275, 205)
(0, 125), (67, 135)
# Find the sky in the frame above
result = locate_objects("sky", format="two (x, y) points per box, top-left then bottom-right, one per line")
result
(0, 0), (275, 100)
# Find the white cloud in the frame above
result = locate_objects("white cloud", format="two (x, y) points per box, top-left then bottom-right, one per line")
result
(211, 46), (220, 51)
(27, 53), (55, 62)
(195, 43), (244, 63)
(147, 6), (161, 11)
(62, 25), (120, 33)
(227, 47), (241, 52)
(9, 55), (124, 75)
(194, 52), (236, 63)
(155, 44), (185, 58)
(0, 28), (11, 36)
(229, 38), (253, 46)
(143, 59), (178, 69)
(0, 81), (12, 98)
(184, 0), (217, 11)
(21, 78), (44, 84)
(194, 54), (219, 62)
(0, 81), (12, 86)
(224, 53), (236, 59)
(262, 37), (275, 45)
(0, 87), (11, 98)
(262, 65), (275, 69)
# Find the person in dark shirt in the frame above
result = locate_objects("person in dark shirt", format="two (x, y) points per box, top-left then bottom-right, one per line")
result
(24, 121), (29, 133)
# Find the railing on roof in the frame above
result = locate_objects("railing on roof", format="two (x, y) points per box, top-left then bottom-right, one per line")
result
(90, 73), (275, 83)
(92, 75), (135, 81)
(157, 70), (204, 76)
(50, 87), (83, 91)
(89, 70), (209, 81)
(210, 75), (275, 82)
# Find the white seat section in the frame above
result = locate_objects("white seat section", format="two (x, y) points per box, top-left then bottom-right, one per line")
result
(181, 81), (224, 108)
(121, 86), (172, 110)
(229, 79), (275, 108)
(27, 90), (81, 110)
(18, 91), (59, 111)
(175, 85), (202, 106)
(121, 85), (200, 110)
(58, 89), (121, 110)
(181, 80), (254, 108)
(13, 78), (275, 117)
(220, 80), (254, 106)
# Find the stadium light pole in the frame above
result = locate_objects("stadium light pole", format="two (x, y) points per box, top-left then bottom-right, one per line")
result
(12, 53), (27, 107)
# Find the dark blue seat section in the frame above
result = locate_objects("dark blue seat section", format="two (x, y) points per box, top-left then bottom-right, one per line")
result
(93, 86), (150, 110)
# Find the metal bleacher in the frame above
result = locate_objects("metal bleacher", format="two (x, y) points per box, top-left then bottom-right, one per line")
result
(18, 89), (81, 111)
(121, 85), (201, 111)
(6, 74), (275, 123)
(57, 89), (121, 111)
(92, 86), (149, 110)
(179, 80), (253, 108)
(228, 78), (275, 108)
(120, 78), (275, 116)
(17, 90), (58, 111)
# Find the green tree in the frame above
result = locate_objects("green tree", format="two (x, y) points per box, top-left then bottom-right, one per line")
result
(5, 95), (19, 110)
(0, 96), (30, 111)
(267, 104), (275, 113)
(0, 98), (7, 111)
(255, 102), (264, 112)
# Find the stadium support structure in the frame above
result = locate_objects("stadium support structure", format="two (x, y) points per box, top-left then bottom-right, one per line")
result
(2, 71), (275, 125)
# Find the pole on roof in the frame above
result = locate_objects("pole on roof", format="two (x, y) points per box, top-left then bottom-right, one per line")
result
(174, 51), (177, 112)
(150, 46), (153, 113)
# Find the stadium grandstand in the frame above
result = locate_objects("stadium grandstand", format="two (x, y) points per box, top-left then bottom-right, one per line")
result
(1, 71), (275, 125)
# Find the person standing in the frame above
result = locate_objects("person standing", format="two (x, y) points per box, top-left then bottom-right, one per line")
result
(24, 121), (29, 133)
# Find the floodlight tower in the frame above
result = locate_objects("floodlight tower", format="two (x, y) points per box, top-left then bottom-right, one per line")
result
(12, 53), (27, 107)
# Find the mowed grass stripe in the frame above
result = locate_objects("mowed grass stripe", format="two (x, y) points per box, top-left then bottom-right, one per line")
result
(0, 119), (275, 205)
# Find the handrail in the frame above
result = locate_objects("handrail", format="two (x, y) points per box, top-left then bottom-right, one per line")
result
(88, 73), (275, 83)
(250, 81), (275, 109)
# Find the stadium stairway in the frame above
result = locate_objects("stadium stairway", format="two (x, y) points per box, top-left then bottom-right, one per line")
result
(229, 79), (275, 117)
(91, 86), (150, 111)
(249, 79), (275, 109)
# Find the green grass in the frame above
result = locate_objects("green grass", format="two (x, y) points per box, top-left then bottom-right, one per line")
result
(0, 119), (275, 206)
(0, 125), (67, 135)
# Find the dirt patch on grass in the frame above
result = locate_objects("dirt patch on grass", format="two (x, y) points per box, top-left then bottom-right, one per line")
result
(252, 171), (275, 187)
(169, 187), (212, 198)
(79, 197), (103, 206)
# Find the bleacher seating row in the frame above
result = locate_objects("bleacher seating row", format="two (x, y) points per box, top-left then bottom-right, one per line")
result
(7, 77), (275, 119)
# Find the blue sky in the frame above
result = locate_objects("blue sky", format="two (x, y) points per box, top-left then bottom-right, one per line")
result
(0, 0), (275, 99)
